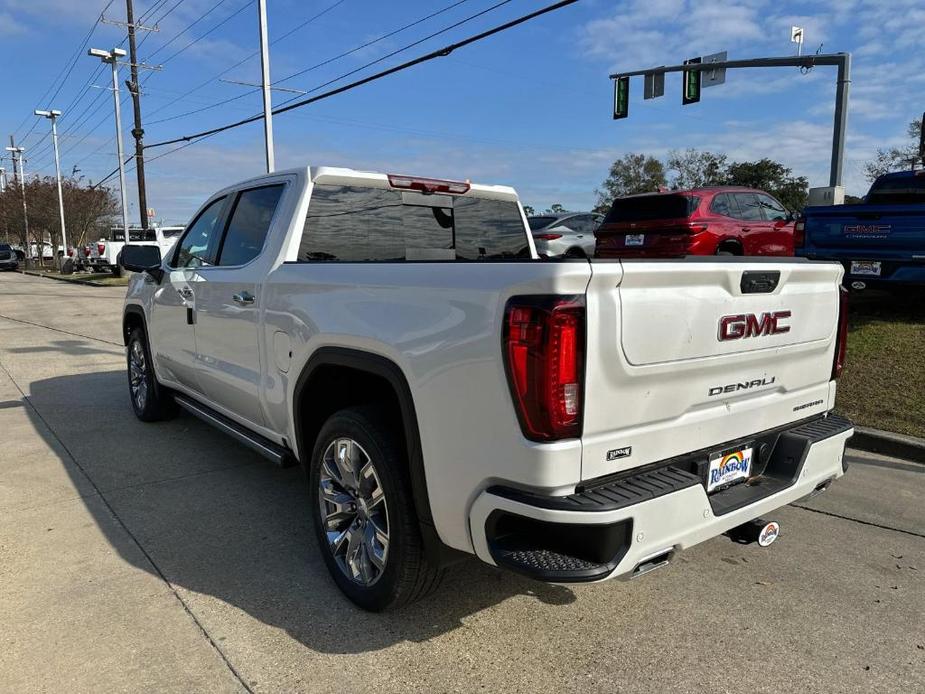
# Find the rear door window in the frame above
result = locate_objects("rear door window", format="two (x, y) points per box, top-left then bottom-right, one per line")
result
(300, 184), (529, 261)
(733, 193), (764, 221)
(217, 184), (285, 266)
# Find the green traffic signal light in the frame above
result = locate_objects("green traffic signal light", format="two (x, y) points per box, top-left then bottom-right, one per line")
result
(613, 76), (629, 119)
(682, 57), (701, 105)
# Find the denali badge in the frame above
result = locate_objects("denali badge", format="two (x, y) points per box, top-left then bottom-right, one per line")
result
(709, 377), (776, 397)
(718, 311), (791, 341)
(606, 446), (632, 461)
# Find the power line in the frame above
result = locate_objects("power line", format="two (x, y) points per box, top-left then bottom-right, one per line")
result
(144, 0), (577, 150)
(146, 0), (487, 126)
(90, 0), (577, 187)
(144, 0), (239, 60)
(149, 0), (352, 123)
(16, 0), (116, 143)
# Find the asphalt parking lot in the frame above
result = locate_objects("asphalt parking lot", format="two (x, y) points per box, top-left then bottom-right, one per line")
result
(0, 271), (922, 693)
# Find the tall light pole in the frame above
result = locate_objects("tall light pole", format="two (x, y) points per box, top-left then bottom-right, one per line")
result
(257, 0), (275, 173)
(5, 141), (30, 262)
(88, 47), (130, 243)
(35, 109), (68, 263)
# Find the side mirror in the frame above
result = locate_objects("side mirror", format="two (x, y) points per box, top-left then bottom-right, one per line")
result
(121, 244), (163, 282)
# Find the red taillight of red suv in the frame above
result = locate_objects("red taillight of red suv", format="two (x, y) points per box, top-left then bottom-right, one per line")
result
(832, 286), (849, 379)
(793, 219), (806, 249)
(503, 296), (585, 441)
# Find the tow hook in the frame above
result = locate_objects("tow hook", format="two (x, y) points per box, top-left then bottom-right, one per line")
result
(727, 519), (780, 546)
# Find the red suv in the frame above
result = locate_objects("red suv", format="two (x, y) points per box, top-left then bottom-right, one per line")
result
(594, 187), (795, 258)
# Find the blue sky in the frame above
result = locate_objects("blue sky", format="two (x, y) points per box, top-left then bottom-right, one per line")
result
(1, 0), (922, 223)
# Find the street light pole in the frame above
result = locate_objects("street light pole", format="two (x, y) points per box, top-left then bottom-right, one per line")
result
(6, 140), (30, 262)
(257, 0), (275, 173)
(89, 47), (130, 245)
(35, 109), (68, 263)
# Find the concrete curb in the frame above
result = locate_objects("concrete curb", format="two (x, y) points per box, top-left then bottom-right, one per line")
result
(850, 426), (925, 464)
(20, 269), (120, 288)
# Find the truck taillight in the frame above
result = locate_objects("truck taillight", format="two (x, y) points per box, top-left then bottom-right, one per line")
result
(832, 286), (848, 379)
(794, 220), (805, 248)
(83, 245), (91, 257)
(97, 243), (106, 255)
(502, 296), (585, 441)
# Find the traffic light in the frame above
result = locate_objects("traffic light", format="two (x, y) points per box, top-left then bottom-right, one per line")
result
(613, 76), (629, 119)
(682, 57), (701, 105)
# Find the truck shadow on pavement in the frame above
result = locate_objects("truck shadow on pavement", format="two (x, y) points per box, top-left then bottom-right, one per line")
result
(25, 369), (577, 654)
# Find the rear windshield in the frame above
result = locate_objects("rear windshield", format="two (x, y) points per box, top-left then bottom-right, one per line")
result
(867, 175), (925, 205)
(299, 185), (530, 262)
(0, 244), (10, 251)
(602, 194), (699, 224)
(528, 216), (556, 230)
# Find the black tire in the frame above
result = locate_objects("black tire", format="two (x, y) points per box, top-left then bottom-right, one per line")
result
(111, 262), (123, 277)
(716, 249), (735, 256)
(564, 247), (586, 259)
(308, 406), (443, 611)
(127, 327), (176, 422)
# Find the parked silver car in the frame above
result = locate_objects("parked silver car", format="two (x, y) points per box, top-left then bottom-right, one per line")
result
(528, 212), (603, 258)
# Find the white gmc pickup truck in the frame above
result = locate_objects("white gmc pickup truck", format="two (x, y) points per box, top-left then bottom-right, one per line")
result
(121, 166), (853, 611)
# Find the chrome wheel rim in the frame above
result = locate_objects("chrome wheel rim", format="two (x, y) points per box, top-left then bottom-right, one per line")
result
(129, 339), (148, 411)
(318, 437), (389, 587)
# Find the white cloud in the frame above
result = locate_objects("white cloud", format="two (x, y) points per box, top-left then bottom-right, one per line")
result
(0, 10), (25, 36)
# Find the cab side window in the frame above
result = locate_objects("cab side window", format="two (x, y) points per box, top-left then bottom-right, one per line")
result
(172, 196), (227, 268)
(217, 185), (285, 266)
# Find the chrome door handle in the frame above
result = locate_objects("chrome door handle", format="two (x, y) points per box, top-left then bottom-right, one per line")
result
(177, 287), (193, 300)
(232, 291), (255, 306)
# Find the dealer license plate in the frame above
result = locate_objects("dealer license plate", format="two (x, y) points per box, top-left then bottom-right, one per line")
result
(707, 444), (753, 493)
(624, 233), (645, 246)
(850, 261), (881, 276)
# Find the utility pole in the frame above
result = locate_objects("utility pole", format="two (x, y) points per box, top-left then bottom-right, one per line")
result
(125, 0), (149, 229)
(88, 47), (131, 244)
(35, 109), (68, 264)
(257, 0), (275, 173)
(6, 137), (30, 262)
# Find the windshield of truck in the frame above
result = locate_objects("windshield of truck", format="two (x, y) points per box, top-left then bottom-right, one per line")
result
(602, 194), (699, 224)
(300, 185), (530, 261)
(867, 175), (925, 205)
(0, 244), (10, 251)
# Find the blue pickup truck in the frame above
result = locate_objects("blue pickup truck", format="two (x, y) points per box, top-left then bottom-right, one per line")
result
(796, 170), (925, 289)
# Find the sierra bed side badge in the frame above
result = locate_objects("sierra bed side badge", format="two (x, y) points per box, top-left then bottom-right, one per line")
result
(718, 311), (791, 341)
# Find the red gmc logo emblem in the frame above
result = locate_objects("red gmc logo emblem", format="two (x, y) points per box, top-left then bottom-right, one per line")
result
(719, 311), (791, 341)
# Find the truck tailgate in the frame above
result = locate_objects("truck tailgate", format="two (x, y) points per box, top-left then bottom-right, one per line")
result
(804, 204), (925, 254)
(581, 259), (842, 481)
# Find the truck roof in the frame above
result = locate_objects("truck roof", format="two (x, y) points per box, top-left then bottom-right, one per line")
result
(217, 166), (521, 203)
